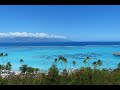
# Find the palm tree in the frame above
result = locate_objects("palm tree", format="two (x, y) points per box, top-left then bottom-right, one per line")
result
(83, 59), (87, 68)
(58, 56), (64, 69)
(92, 61), (97, 70)
(84, 56), (90, 67)
(54, 58), (58, 65)
(19, 64), (28, 74)
(58, 55), (63, 62)
(86, 56), (90, 60)
(97, 60), (102, 69)
(87, 57), (90, 67)
(4, 53), (8, 64)
(62, 58), (68, 69)
(0, 64), (2, 74)
(73, 61), (76, 69)
(20, 59), (24, 66)
(0, 64), (2, 70)
(57, 56), (68, 70)
(0, 53), (4, 65)
(27, 67), (34, 74)
(117, 63), (120, 70)
(6, 62), (12, 71)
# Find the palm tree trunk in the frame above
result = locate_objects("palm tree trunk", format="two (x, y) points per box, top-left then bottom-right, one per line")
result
(7, 57), (8, 63)
(56, 62), (57, 66)
(64, 62), (67, 70)
(64, 63), (66, 69)
(74, 65), (75, 69)
(94, 66), (95, 71)
(66, 63), (67, 70)
(62, 62), (63, 70)
(60, 61), (63, 70)
(99, 66), (101, 70)
(2, 57), (4, 66)
(88, 60), (90, 68)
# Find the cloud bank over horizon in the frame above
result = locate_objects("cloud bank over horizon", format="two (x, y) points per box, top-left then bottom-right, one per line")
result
(0, 32), (66, 39)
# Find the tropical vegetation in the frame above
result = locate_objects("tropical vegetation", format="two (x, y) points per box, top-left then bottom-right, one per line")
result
(0, 53), (120, 85)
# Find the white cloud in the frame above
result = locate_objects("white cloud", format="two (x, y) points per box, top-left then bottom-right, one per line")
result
(0, 32), (66, 39)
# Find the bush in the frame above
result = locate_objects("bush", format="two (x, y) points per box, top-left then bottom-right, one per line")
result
(47, 64), (59, 84)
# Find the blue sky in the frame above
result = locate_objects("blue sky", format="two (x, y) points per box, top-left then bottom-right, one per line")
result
(0, 5), (120, 41)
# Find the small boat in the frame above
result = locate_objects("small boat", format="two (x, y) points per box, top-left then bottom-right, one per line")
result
(113, 52), (120, 56)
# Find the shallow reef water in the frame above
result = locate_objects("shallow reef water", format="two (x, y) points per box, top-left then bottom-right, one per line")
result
(0, 45), (120, 71)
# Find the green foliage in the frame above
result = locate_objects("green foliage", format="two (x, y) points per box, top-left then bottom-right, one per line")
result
(20, 59), (24, 65)
(19, 64), (28, 73)
(0, 64), (6, 70)
(92, 61), (97, 70)
(97, 60), (102, 66)
(117, 63), (120, 70)
(54, 58), (57, 63)
(19, 64), (39, 74)
(62, 69), (69, 77)
(26, 67), (35, 74)
(83, 56), (91, 67)
(1, 64), (120, 85)
(4, 53), (8, 57)
(5, 62), (12, 71)
(0, 53), (3, 56)
(0, 53), (4, 65)
(86, 56), (90, 60)
(2, 55), (120, 85)
(48, 64), (59, 78)
(73, 61), (76, 67)
(55, 56), (68, 69)
(47, 64), (59, 84)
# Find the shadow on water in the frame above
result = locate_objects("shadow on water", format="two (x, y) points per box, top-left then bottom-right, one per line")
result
(32, 52), (102, 60)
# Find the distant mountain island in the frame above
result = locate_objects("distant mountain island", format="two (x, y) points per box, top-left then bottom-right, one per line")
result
(0, 37), (72, 42)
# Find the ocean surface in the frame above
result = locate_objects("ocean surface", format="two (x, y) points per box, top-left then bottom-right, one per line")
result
(0, 42), (120, 71)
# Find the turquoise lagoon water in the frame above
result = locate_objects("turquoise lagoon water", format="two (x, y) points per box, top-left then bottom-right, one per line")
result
(0, 45), (120, 71)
